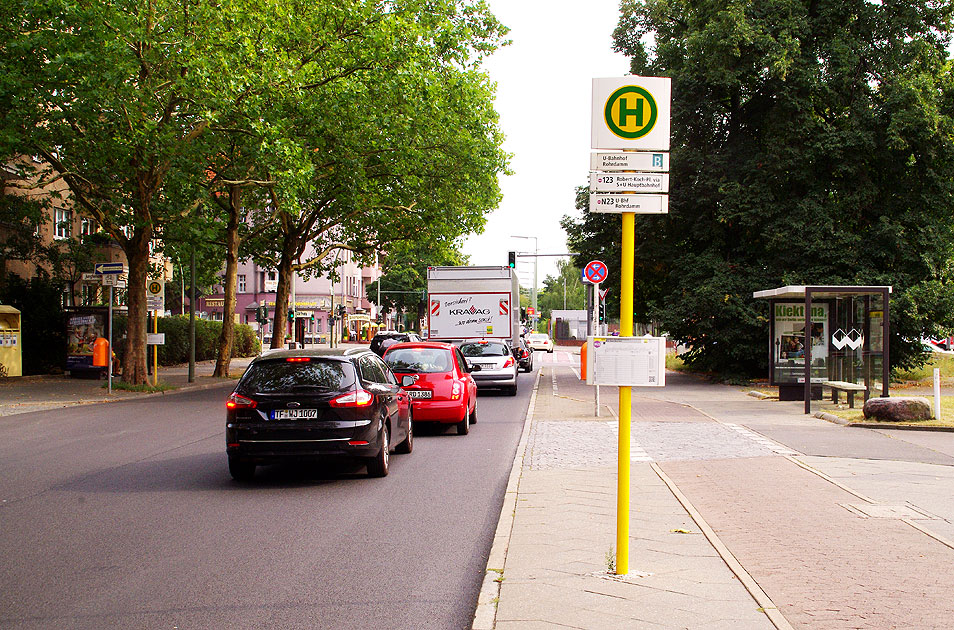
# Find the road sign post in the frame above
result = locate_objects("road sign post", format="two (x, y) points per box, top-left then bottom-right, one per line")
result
(590, 75), (671, 577)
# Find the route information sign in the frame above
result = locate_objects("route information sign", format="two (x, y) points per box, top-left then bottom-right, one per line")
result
(585, 336), (666, 387)
(589, 193), (668, 214)
(590, 152), (669, 172)
(589, 172), (669, 193)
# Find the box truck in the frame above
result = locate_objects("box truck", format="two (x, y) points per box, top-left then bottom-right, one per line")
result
(426, 266), (520, 346)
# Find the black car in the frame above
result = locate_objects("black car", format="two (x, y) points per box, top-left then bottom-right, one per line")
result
(370, 331), (422, 356)
(225, 348), (413, 481)
(514, 337), (533, 373)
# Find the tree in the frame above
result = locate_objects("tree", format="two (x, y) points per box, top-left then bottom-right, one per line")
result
(237, 2), (510, 349)
(564, 0), (954, 377)
(367, 238), (469, 326)
(536, 259), (585, 322)
(1, 0), (249, 383)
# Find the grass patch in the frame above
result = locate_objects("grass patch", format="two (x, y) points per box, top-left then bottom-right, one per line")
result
(103, 380), (177, 393)
(893, 353), (954, 384)
(824, 395), (954, 427)
(665, 353), (687, 372)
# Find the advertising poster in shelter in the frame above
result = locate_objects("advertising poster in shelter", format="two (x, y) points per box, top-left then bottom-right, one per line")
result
(773, 302), (828, 384)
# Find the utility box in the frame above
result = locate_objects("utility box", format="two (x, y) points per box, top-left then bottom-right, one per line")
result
(0, 305), (22, 377)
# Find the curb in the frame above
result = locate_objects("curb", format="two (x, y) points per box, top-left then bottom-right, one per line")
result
(471, 367), (542, 630)
(813, 411), (849, 425)
(847, 422), (954, 432)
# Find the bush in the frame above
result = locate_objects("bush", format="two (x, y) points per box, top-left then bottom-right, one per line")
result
(116, 315), (260, 366)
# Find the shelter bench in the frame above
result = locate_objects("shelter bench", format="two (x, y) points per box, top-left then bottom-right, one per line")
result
(822, 380), (867, 408)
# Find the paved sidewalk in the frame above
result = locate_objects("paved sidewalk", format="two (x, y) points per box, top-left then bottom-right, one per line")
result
(0, 357), (255, 416)
(477, 355), (954, 630)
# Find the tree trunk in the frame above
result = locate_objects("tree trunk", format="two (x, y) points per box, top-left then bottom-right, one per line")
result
(269, 245), (296, 349)
(213, 187), (241, 377)
(121, 227), (152, 385)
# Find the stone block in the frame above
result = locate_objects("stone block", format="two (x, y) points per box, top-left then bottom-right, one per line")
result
(862, 397), (932, 422)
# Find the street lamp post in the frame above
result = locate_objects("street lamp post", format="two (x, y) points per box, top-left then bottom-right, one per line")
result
(512, 235), (538, 329)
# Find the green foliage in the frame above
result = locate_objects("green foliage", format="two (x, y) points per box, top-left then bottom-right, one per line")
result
(0, 272), (65, 375)
(536, 259), (585, 321)
(368, 239), (468, 316)
(113, 315), (260, 366)
(565, 0), (954, 377)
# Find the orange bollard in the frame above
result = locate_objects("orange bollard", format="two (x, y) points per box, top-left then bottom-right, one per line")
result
(92, 337), (109, 367)
(580, 341), (587, 381)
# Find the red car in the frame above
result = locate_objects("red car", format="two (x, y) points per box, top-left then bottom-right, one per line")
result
(382, 341), (478, 435)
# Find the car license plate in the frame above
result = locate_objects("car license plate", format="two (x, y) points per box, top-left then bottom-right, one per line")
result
(477, 363), (494, 369)
(272, 408), (318, 420)
(407, 390), (432, 399)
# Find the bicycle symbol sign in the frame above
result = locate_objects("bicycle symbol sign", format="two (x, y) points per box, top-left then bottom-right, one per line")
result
(583, 260), (608, 284)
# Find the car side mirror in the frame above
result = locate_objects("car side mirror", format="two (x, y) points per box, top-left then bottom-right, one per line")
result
(401, 374), (418, 387)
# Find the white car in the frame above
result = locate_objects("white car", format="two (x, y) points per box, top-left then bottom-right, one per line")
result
(527, 333), (554, 353)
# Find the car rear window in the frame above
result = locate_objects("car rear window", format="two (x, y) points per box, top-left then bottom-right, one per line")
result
(530, 334), (548, 341)
(384, 348), (454, 373)
(459, 342), (508, 357)
(237, 359), (355, 394)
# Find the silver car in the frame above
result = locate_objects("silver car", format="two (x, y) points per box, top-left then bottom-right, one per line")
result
(458, 340), (518, 396)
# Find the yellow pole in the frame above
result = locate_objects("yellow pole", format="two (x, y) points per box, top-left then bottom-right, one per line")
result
(617, 211), (635, 575)
(153, 311), (159, 386)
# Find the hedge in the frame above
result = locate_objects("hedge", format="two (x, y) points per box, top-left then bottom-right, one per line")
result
(112, 315), (261, 365)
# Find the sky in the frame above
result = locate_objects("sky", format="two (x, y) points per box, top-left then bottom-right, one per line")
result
(460, 1), (631, 291)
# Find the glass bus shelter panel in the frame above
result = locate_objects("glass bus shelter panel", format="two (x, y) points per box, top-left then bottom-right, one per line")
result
(814, 292), (885, 393)
(771, 301), (829, 385)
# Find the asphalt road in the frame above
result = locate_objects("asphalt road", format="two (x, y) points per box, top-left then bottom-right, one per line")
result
(0, 368), (536, 630)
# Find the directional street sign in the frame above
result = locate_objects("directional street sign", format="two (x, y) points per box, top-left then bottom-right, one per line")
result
(94, 261), (127, 275)
(590, 152), (669, 172)
(590, 172), (669, 193)
(81, 273), (101, 283)
(101, 273), (127, 288)
(590, 193), (669, 214)
(583, 260), (609, 284)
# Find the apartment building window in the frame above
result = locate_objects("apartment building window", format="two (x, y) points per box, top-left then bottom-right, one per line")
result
(237, 274), (246, 293)
(54, 207), (72, 239)
(80, 217), (96, 236)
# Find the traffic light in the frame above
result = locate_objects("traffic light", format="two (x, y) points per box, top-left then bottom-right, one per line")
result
(256, 305), (268, 323)
(337, 305), (346, 317)
(508, 251), (516, 268)
(309, 312), (315, 323)
(288, 308), (295, 320)
(598, 300), (605, 323)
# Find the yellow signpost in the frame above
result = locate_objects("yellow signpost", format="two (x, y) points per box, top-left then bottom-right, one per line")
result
(591, 76), (671, 575)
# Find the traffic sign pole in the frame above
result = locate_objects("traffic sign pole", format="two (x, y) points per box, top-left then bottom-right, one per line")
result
(617, 211), (635, 576)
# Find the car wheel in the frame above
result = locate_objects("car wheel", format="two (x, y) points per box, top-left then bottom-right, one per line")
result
(395, 410), (413, 454)
(508, 384), (518, 396)
(367, 423), (390, 477)
(468, 400), (477, 424)
(228, 457), (255, 482)
(548, 348), (553, 353)
(457, 408), (470, 435)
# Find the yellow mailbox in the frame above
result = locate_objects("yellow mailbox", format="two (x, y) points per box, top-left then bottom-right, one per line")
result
(0, 305), (22, 377)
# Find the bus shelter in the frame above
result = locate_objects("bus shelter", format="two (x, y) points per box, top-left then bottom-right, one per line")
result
(752, 285), (891, 414)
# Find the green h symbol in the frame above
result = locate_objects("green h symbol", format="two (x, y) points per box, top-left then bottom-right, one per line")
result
(616, 95), (643, 127)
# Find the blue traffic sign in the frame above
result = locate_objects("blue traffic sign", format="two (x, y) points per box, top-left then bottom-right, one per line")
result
(583, 260), (608, 284)
(94, 262), (126, 275)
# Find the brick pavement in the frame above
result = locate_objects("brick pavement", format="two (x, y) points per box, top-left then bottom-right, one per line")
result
(661, 456), (954, 629)
(491, 358), (777, 630)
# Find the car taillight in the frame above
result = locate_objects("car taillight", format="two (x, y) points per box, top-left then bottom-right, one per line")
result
(451, 382), (462, 400)
(330, 390), (374, 407)
(521, 349), (529, 358)
(503, 357), (514, 368)
(226, 393), (257, 409)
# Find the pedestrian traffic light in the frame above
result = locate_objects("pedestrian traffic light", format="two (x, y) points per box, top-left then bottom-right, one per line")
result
(598, 300), (605, 323)
(508, 251), (516, 268)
